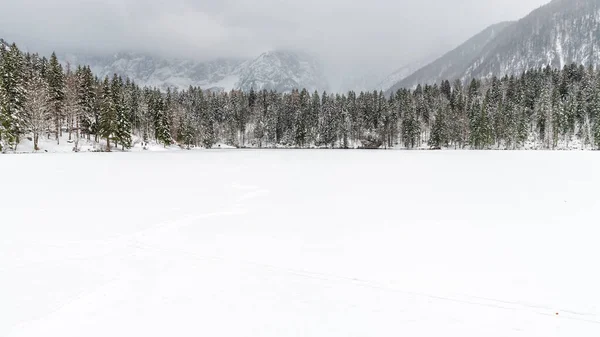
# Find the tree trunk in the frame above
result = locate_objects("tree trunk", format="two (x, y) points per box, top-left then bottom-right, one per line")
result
(34, 133), (39, 151)
(67, 114), (72, 141)
(56, 119), (60, 145)
(74, 116), (80, 152)
(106, 136), (111, 152)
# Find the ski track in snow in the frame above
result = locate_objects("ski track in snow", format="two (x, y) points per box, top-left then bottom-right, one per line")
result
(2, 150), (600, 337)
(126, 240), (600, 326)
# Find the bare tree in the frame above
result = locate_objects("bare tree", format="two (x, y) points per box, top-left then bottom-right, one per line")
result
(24, 73), (50, 151)
(63, 64), (79, 150)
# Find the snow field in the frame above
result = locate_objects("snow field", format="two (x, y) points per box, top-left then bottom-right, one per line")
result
(1, 150), (600, 336)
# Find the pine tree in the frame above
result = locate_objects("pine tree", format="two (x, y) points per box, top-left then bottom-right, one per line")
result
(340, 96), (352, 149)
(200, 93), (216, 149)
(536, 80), (554, 148)
(126, 80), (142, 137)
(401, 93), (420, 149)
(294, 89), (310, 147)
(77, 66), (96, 141)
(332, 94), (345, 146)
(309, 90), (321, 146)
(46, 52), (64, 144)
(234, 91), (249, 147)
(319, 92), (337, 148)
(0, 43), (26, 150)
(594, 115), (600, 150)
(246, 88), (257, 146)
(590, 79), (600, 148)
(98, 77), (116, 151)
(376, 91), (391, 148)
(346, 91), (360, 145)
(253, 90), (269, 147)
(503, 77), (519, 148)
(149, 89), (172, 147)
(430, 101), (448, 149)
(470, 96), (491, 149)
(177, 109), (195, 149)
(485, 77), (503, 147)
(112, 75), (131, 150)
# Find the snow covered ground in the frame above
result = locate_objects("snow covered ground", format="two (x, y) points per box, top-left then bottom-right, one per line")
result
(8, 133), (236, 154)
(2, 150), (600, 337)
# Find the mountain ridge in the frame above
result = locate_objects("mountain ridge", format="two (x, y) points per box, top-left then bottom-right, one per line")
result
(386, 21), (514, 93)
(387, 0), (600, 93)
(64, 49), (329, 93)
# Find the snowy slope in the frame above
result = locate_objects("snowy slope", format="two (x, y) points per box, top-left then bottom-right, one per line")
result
(388, 0), (600, 91)
(2, 151), (600, 337)
(462, 0), (600, 81)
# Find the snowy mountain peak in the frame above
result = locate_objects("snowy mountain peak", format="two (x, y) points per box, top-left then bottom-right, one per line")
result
(237, 50), (329, 93)
(63, 49), (329, 93)
(63, 52), (247, 92)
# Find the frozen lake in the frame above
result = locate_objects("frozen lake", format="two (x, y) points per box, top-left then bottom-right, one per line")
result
(2, 150), (600, 336)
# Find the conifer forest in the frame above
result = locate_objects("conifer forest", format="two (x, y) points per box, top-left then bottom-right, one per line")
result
(2, 41), (600, 152)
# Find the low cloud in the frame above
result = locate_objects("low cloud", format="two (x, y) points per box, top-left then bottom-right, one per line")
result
(0, 0), (550, 75)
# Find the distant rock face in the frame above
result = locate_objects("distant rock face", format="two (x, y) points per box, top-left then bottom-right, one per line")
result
(387, 0), (600, 93)
(63, 50), (329, 93)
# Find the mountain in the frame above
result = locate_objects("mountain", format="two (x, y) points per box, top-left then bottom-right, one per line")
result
(388, 0), (600, 93)
(237, 50), (328, 93)
(64, 53), (247, 92)
(64, 50), (328, 93)
(386, 21), (514, 92)
(461, 0), (600, 80)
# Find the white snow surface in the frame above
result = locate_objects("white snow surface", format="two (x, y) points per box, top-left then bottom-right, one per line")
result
(2, 150), (600, 337)
(8, 133), (235, 153)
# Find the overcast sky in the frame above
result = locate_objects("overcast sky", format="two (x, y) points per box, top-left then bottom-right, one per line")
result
(0, 0), (550, 75)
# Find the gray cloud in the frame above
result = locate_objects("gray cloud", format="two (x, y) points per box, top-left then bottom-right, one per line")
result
(0, 0), (550, 76)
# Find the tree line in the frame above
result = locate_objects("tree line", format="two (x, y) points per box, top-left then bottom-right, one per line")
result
(1, 40), (600, 152)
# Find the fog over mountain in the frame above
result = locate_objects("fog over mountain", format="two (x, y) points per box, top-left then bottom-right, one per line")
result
(0, 0), (549, 91)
